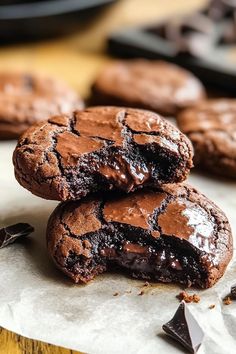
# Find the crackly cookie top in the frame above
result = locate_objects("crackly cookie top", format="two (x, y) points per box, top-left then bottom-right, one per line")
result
(13, 106), (193, 200)
(48, 183), (232, 268)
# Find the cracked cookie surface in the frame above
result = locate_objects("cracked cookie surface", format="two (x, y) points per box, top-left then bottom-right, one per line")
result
(91, 60), (206, 116)
(46, 183), (233, 287)
(177, 99), (236, 178)
(0, 72), (83, 139)
(13, 106), (193, 201)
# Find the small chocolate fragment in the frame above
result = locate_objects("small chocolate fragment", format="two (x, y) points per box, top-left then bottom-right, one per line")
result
(223, 296), (232, 305)
(163, 301), (204, 353)
(138, 290), (144, 296)
(209, 304), (215, 309)
(231, 284), (236, 299)
(0, 223), (34, 249)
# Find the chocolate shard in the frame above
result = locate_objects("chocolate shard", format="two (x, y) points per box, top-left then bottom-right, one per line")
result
(0, 223), (34, 249)
(231, 284), (236, 299)
(162, 301), (204, 353)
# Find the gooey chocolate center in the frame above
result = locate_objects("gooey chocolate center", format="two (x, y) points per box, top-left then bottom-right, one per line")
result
(62, 190), (216, 287)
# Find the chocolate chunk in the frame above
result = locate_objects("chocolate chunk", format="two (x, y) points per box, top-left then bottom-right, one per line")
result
(230, 284), (236, 298)
(13, 106), (193, 201)
(0, 223), (34, 249)
(162, 301), (204, 353)
(202, 0), (235, 21)
(153, 15), (214, 57)
(46, 184), (232, 287)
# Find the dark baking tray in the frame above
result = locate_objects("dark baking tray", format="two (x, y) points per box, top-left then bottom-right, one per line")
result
(108, 24), (236, 94)
(0, 0), (116, 42)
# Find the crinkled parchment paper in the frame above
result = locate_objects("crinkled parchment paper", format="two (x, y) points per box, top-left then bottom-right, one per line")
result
(0, 141), (236, 354)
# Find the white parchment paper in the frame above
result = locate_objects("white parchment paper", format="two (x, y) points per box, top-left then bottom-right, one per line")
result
(0, 140), (236, 354)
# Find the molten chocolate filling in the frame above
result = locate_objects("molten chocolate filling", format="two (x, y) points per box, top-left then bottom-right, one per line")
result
(63, 227), (209, 288)
(51, 187), (219, 288)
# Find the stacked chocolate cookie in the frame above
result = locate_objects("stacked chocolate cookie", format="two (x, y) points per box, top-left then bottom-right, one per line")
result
(13, 106), (233, 288)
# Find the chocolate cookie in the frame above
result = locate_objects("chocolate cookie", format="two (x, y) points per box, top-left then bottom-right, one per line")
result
(91, 60), (206, 116)
(13, 106), (193, 201)
(177, 99), (236, 178)
(46, 183), (232, 288)
(0, 72), (83, 139)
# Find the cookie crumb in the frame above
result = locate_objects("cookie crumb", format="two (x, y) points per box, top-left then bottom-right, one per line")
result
(143, 281), (150, 287)
(113, 292), (119, 297)
(223, 296), (232, 305)
(138, 290), (144, 296)
(192, 294), (201, 303)
(177, 291), (200, 303)
(209, 304), (215, 309)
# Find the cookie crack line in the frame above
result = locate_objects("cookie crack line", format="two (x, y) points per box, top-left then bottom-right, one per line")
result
(46, 184), (232, 288)
(13, 107), (193, 201)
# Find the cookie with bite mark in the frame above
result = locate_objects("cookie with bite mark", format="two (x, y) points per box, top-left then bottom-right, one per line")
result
(46, 183), (232, 288)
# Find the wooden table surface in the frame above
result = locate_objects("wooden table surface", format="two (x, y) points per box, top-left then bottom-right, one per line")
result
(0, 0), (204, 353)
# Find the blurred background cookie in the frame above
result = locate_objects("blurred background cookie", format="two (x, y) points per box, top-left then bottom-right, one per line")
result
(91, 60), (206, 116)
(0, 72), (83, 139)
(177, 99), (236, 178)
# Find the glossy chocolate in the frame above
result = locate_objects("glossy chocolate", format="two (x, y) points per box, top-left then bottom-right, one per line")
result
(103, 191), (166, 229)
(0, 223), (34, 249)
(47, 184), (232, 287)
(14, 106), (193, 201)
(163, 301), (204, 353)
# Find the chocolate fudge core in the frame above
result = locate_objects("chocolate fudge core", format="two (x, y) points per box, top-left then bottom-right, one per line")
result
(47, 184), (232, 287)
(13, 107), (193, 201)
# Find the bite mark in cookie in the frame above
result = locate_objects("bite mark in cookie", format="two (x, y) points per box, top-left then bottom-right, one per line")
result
(46, 184), (232, 288)
(13, 106), (193, 201)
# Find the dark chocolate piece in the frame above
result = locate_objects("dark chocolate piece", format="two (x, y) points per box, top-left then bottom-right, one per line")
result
(162, 301), (204, 353)
(147, 14), (215, 58)
(46, 184), (233, 288)
(0, 223), (34, 249)
(107, 0), (236, 93)
(13, 106), (193, 201)
(230, 284), (236, 298)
